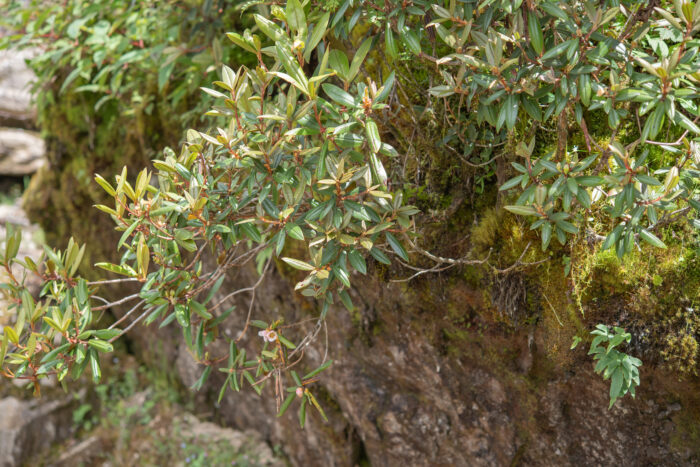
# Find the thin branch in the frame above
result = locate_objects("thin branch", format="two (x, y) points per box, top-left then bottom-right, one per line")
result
(405, 237), (493, 266)
(543, 293), (564, 327)
(108, 307), (151, 343)
(92, 293), (140, 311)
(288, 315), (323, 360)
(108, 299), (145, 330)
(211, 257), (271, 314)
(233, 258), (272, 343)
(490, 241), (549, 274)
(390, 259), (458, 282)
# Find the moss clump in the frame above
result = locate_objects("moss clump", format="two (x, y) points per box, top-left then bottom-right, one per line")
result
(660, 308), (700, 376)
(469, 207), (503, 255)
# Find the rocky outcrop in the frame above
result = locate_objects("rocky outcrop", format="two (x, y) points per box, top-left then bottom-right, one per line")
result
(0, 395), (78, 467)
(157, 262), (700, 466)
(0, 128), (45, 175)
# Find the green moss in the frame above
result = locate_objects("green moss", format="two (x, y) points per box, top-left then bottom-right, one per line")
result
(469, 207), (503, 255)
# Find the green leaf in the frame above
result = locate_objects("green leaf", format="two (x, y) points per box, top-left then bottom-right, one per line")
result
(93, 329), (122, 340)
(503, 94), (519, 130)
(226, 32), (257, 54)
(642, 104), (665, 141)
(334, 267), (351, 288)
(639, 229), (666, 248)
(285, 224), (305, 241)
(278, 393), (295, 417)
(218, 375), (231, 404)
(89, 350), (101, 383)
(281, 257), (315, 271)
(94, 174), (116, 196)
(528, 12), (544, 55)
(429, 85), (455, 98)
(87, 339), (114, 353)
(540, 2), (568, 20)
(403, 30), (421, 55)
(60, 67), (83, 94)
(635, 174), (662, 186)
(299, 397), (307, 427)
(304, 12), (330, 61)
(322, 83), (355, 107)
(541, 39), (577, 62)
(348, 37), (372, 82)
(278, 334), (296, 349)
(347, 249), (367, 274)
(521, 96), (542, 121)
(675, 112), (700, 135)
(369, 152), (387, 185)
(254, 14), (286, 42)
(118, 220), (141, 250)
(575, 176), (604, 186)
(369, 246), (391, 264)
(95, 262), (136, 277)
(541, 222), (552, 250)
(571, 335), (582, 349)
(365, 120), (381, 153)
(556, 219), (578, 234)
(385, 25), (397, 60)
(3, 326), (18, 345)
(504, 205), (537, 216)
(251, 320), (268, 329)
(285, 0), (306, 34)
(203, 275), (226, 305)
(610, 368), (623, 402)
(385, 232), (408, 261)
(338, 289), (354, 311)
(303, 359), (333, 379)
(239, 223), (262, 243)
(175, 304), (190, 328)
(499, 175), (525, 191)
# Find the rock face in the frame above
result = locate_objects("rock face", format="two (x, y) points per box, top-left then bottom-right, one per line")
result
(148, 263), (699, 466)
(0, 395), (77, 467)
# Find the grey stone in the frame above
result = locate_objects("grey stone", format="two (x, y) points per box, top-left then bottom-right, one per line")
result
(0, 128), (45, 175)
(0, 395), (77, 467)
(179, 413), (281, 466)
(0, 48), (37, 124)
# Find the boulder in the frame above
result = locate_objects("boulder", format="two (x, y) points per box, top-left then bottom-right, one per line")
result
(0, 128), (45, 175)
(0, 48), (36, 127)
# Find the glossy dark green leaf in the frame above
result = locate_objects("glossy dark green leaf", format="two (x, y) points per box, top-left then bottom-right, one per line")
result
(528, 12), (544, 55)
(385, 232), (408, 261)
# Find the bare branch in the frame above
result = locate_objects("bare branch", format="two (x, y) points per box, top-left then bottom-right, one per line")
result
(108, 299), (146, 330)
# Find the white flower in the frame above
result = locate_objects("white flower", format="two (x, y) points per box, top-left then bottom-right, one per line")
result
(258, 329), (277, 343)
